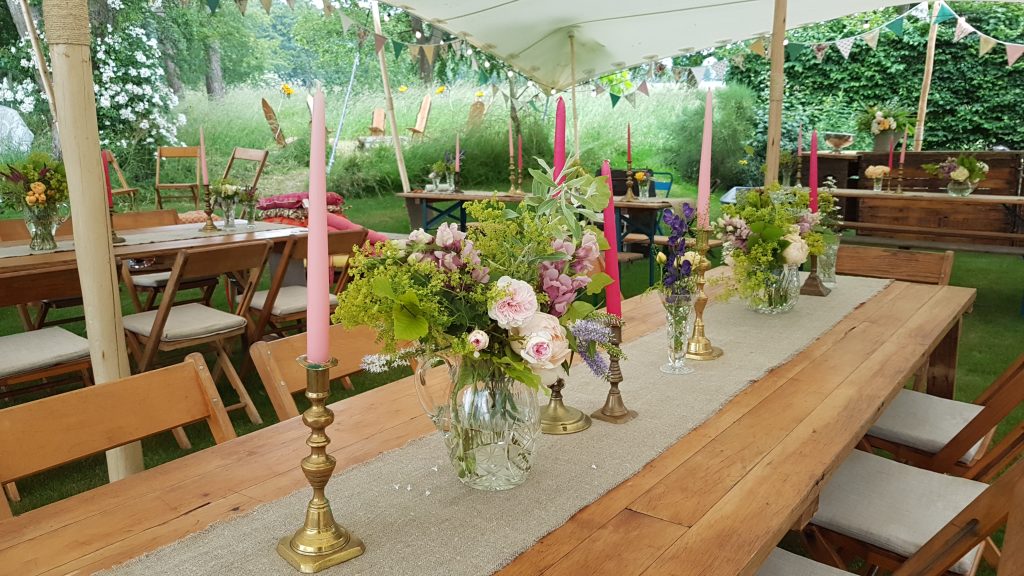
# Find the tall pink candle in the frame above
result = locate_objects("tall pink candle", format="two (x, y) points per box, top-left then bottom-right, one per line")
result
(508, 119), (513, 159)
(553, 97), (566, 183)
(199, 126), (209, 186)
(809, 130), (819, 213)
(600, 160), (622, 318)
(696, 89), (713, 229)
(626, 123), (632, 163)
(455, 133), (460, 173)
(900, 127), (908, 165)
(888, 134), (895, 171)
(306, 89), (330, 365)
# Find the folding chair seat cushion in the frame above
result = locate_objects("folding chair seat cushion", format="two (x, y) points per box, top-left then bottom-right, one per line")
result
(0, 327), (89, 378)
(812, 450), (984, 574)
(250, 285), (338, 317)
(123, 303), (247, 342)
(756, 549), (850, 576)
(131, 271), (218, 288)
(869, 389), (985, 463)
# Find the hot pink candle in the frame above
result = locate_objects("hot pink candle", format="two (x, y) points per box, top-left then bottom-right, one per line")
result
(553, 97), (566, 183)
(306, 89), (330, 365)
(600, 160), (622, 318)
(102, 151), (113, 208)
(199, 127), (209, 186)
(888, 134), (895, 171)
(900, 127), (908, 165)
(626, 123), (632, 163)
(809, 130), (819, 213)
(455, 134), (460, 173)
(696, 89), (713, 229)
(517, 134), (523, 171)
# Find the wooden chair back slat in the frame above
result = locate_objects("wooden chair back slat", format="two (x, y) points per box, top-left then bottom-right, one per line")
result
(370, 108), (386, 135)
(836, 245), (954, 285)
(178, 241), (271, 280)
(285, 229), (367, 262)
(409, 95), (431, 134)
(0, 353), (234, 486)
(106, 150), (134, 192)
(112, 209), (181, 230)
(221, 147), (269, 191)
(0, 264), (82, 308)
(1002, 484), (1024, 574)
(158, 146), (201, 160)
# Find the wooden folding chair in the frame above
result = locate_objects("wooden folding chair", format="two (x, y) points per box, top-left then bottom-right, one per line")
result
(154, 145), (202, 210)
(836, 245), (954, 286)
(103, 150), (139, 210)
(407, 94), (431, 137)
(0, 353), (235, 518)
(369, 108), (386, 136)
(221, 147), (269, 192)
(121, 241), (271, 431)
(250, 324), (386, 421)
(247, 229), (367, 342)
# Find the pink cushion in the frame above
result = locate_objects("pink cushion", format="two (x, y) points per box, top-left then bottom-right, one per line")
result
(258, 192), (344, 210)
(325, 213), (388, 245)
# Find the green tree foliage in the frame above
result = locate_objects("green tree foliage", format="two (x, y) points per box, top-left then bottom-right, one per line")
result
(670, 84), (758, 188)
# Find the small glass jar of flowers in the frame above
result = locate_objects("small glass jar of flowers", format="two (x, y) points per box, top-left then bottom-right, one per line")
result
(653, 203), (699, 374)
(864, 165), (891, 191)
(856, 103), (913, 152)
(334, 159), (617, 491)
(923, 155), (990, 197)
(428, 160), (448, 192)
(237, 185), (258, 229)
(210, 179), (240, 229)
(0, 153), (70, 252)
(716, 186), (832, 314)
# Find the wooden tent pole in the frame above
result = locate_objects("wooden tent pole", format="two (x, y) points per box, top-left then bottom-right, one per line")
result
(914, 1), (941, 151)
(372, 0), (411, 193)
(763, 0), (788, 187)
(569, 31), (580, 158)
(41, 0), (142, 481)
(18, 0), (60, 155)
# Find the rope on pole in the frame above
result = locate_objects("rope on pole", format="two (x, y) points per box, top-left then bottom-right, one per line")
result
(327, 51), (361, 174)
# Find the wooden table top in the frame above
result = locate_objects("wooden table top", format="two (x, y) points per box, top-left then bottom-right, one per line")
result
(397, 190), (526, 202)
(0, 280), (976, 576)
(832, 187), (1024, 205)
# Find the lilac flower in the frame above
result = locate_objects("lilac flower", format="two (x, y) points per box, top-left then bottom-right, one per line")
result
(569, 319), (612, 378)
(716, 215), (751, 252)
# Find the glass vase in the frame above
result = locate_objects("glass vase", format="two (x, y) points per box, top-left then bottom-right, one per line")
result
(415, 355), (541, 491)
(445, 171), (455, 191)
(947, 180), (974, 197)
(746, 264), (801, 314)
(873, 178), (884, 192)
(819, 235), (840, 290)
(23, 204), (68, 252)
(219, 196), (237, 229)
(241, 200), (258, 229)
(659, 292), (694, 375)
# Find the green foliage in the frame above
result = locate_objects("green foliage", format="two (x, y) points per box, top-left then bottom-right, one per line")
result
(854, 100), (915, 134)
(0, 151), (68, 206)
(670, 84), (758, 188)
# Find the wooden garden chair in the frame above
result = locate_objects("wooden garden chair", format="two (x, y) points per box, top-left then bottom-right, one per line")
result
(247, 229), (367, 342)
(121, 241), (271, 433)
(0, 353), (235, 519)
(836, 245), (954, 286)
(103, 149), (139, 210)
(221, 147), (269, 192)
(407, 94), (431, 138)
(154, 145), (202, 209)
(250, 323), (385, 421)
(369, 108), (386, 136)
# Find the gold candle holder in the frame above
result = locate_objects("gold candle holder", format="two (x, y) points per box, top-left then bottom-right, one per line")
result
(109, 207), (125, 245)
(278, 356), (365, 573)
(508, 157), (517, 195)
(800, 255), (831, 297)
(540, 377), (591, 434)
(685, 228), (723, 361)
(795, 152), (803, 188)
(896, 164), (904, 194)
(623, 159), (637, 202)
(591, 319), (637, 424)
(515, 164), (524, 195)
(200, 184), (218, 232)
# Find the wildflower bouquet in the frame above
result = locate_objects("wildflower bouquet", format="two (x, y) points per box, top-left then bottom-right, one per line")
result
(653, 203), (700, 374)
(0, 152), (70, 251)
(856, 103), (914, 135)
(210, 178), (241, 199)
(923, 155), (989, 184)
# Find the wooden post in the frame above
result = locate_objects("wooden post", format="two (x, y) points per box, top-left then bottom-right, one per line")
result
(371, 0), (411, 193)
(41, 0), (143, 481)
(914, 1), (941, 152)
(763, 0), (788, 187)
(569, 30), (580, 158)
(18, 0), (60, 156)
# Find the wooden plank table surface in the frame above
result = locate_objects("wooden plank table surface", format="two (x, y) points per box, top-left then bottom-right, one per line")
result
(831, 187), (1024, 205)
(0, 279), (976, 576)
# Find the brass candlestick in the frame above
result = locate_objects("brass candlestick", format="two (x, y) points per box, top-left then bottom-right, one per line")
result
(800, 255), (831, 297)
(109, 207), (125, 244)
(508, 157), (517, 194)
(591, 319), (637, 424)
(278, 356), (365, 573)
(200, 184), (218, 232)
(515, 164), (524, 195)
(896, 164), (904, 194)
(623, 160), (637, 202)
(540, 377), (591, 434)
(795, 152), (803, 188)
(685, 228), (723, 361)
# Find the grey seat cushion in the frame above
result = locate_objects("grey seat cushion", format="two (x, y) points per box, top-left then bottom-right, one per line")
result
(250, 285), (338, 317)
(869, 389), (985, 463)
(132, 271), (218, 288)
(756, 549), (851, 576)
(123, 303), (246, 342)
(813, 450), (985, 574)
(0, 327), (90, 378)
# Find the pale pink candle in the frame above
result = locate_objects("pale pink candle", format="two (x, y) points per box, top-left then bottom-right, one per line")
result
(518, 135), (523, 171)
(306, 89), (330, 364)
(696, 89), (713, 229)
(199, 127), (209, 186)
(553, 97), (566, 183)
(601, 160), (622, 318)
(508, 119), (513, 160)
(888, 134), (895, 172)
(809, 130), (819, 213)
(626, 123), (632, 163)
(900, 126), (908, 165)
(455, 133), (460, 173)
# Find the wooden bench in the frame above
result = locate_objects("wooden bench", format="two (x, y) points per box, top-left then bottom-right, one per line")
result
(835, 245), (954, 286)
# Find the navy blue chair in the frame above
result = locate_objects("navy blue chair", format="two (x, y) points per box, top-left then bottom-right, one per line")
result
(652, 171), (674, 197)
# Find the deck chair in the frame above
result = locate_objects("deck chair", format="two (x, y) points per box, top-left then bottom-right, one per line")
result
(103, 150), (139, 210)
(250, 323), (386, 421)
(836, 245), (954, 286)
(369, 108), (386, 136)
(121, 241), (271, 430)
(154, 146), (202, 210)
(407, 94), (431, 137)
(0, 353), (234, 518)
(467, 100), (485, 129)
(247, 229), (367, 341)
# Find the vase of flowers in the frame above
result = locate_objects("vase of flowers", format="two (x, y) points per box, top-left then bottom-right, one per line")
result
(923, 155), (990, 197)
(336, 159), (615, 490)
(654, 204), (698, 374)
(429, 160), (449, 192)
(237, 185), (258, 229)
(717, 186), (831, 314)
(864, 165), (890, 191)
(856, 103), (914, 152)
(0, 153), (70, 252)
(211, 179), (239, 229)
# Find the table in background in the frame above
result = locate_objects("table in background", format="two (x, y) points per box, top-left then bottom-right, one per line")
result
(0, 279), (975, 575)
(398, 190), (525, 231)
(614, 198), (671, 286)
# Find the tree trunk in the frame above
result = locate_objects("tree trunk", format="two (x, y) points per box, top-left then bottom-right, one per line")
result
(410, 16), (435, 84)
(163, 49), (184, 96)
(205, 40), (225, 100)
(88, 0), (113, 33)
(6, 0), (30, 38)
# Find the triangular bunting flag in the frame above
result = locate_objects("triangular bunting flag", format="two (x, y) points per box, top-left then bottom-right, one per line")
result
(863, 28), (880, 50)
(935, 2), (956, 24)
(886, 17), (904, 38)
(284, 0), (294, 9)
(594, 84), (606, 95)
(408, 44), (421, 63)
(711, 60), (729, 78)
(374, 34), (386, 54)
(624, 92), (637, 107)
(477, 70), (490, 85)
(260, 0), (270, 13)
(690, 66), (707, 82)
(784, 42), (805, 60)
(502, 92), (509, 104)
(393, 40), (405, 59)
(836, 36), (855, 59)
(340, 14), (352, 33)
(749, 37), (767, 57)
(637, 80), (649, 96)
(422, 44), (437, 66)
(322, 0), (331, 16)
(910, 1), (929, 21)
(491, 83), (499, 96)
(979, 34), (998, 56)
(206, 0), (219, 13)
(610, 92), (621, 108)
(731, 53), (746, 69)
(673, 67), (684, 81)
(954, 17), (974, 42)
(450, 40), (461, 55)
(1008, 44), (1024, 67)
(357, 29), (368, 45)
(235, 0), (247, 15)
(813, 43), (829, 62)
(470, 56), (478, 71)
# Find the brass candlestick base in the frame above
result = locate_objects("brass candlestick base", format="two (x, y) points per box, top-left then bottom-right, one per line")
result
(200, 185), (218, 232)
(623, 160), (637, 202)
(278, 356), (365, 573)
(541, 377), (591, 435)
(508, 158), (517, 195)
(109, 208), (125, 244)
(795, 152), (803, 188)
(896, 165), (904, 194)
(685, 228), (723, 361)
(592, 321), (637, 424)
(800, 255), (831, 297)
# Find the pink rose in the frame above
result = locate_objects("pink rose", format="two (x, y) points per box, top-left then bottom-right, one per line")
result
(573, 231), (600, 275)
(511, 312), (572, 373)
(488, 276), (538, 329)
(435, 223), (466, 250)
(467, 329), (489, 351)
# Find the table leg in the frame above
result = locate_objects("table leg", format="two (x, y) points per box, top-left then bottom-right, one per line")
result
(926, 318), (962, 399)
(460, 202), (468, 231)
(404, 198), (423, 231)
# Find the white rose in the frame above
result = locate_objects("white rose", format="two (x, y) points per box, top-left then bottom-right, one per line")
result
(782, 233), (810, 266)
(467, 329), (489, 351)
(511, 312), (571, 373)
(950, 166), (970, 182)
(407, 228), (433, 244)
(488, 276), (538, 329)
